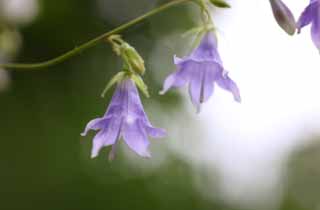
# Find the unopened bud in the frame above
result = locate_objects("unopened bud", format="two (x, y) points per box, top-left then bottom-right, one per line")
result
(209, 0), (231, 8)
(122, 43), (145, 75)
(269, 0), (296, 35)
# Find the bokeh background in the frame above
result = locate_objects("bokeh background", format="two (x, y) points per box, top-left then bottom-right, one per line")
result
(1, 0), (320, 210)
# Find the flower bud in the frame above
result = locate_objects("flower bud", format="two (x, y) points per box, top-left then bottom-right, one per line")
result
(269, 0), (296, 35)
(209, 0), (231, 8)
(121, 43), (146, 75)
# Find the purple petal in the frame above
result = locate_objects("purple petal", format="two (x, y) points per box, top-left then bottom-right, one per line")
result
(174, 55), (184, 65)
(146, 125), (167, 139)
(188, 63), (218, 112)
(188, 69), (203, 112)
(123, 119), (151, 158)
(124, 80), (156, 130)
(91, 118), (121, 158)
(216, 72), (241, 103)
(202, 65), (218, 103)
(160, 60), (192, 95)
(81, 117), (109, 136)
(190, 32), (222, 64)
(104, 82), (127, 116)
(311, 10), (320, 50)
(297, 1), (318, 32)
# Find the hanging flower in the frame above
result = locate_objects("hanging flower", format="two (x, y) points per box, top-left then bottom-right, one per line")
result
(160, 32), (241, 112)
(82, 78), (166, 160)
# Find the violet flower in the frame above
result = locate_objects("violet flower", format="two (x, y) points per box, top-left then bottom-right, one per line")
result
(297, 0), (320, 50)
(269, 0), (296, 35)
(82, 79), (166, 159)
(160, 32), (241, 112)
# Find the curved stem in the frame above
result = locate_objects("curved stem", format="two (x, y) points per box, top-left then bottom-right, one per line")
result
(1, 0), (190, 70)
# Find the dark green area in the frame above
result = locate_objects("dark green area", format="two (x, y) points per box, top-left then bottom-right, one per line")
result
(0, 1), (319, 210)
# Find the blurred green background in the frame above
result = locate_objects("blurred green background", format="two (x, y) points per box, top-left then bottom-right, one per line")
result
(0, 0), (320, 210)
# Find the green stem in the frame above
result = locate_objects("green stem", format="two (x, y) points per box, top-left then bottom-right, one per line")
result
(1, 0), (190, 70)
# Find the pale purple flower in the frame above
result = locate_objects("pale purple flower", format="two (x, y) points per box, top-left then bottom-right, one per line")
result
(297, 0), (320, 50)
(160, 32), (241, 112)
(269, 0), (296, 35)
(82, 79), (166, 159)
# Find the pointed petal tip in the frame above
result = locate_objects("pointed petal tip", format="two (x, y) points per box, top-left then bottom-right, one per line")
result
(173, 55), (183, 65)
(142, 151), (152, 158)
(157, 129), (167, 138)
(81, 129), (89, 137)
(235, 95), (242, 103)
(195, 104), (202, 114)
(288, 30), (296, 36)
(159, 90), (166, 95)
(108, 152), (115, 161)
(146, 126), (167, 139)
(90, 153), (98, 159)
(137, 149), (152, 158)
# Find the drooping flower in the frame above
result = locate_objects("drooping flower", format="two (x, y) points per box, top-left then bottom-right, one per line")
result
(269, 0), (296, 35)
(160, 32), (241, 112)
(82, 78), (166, 159)
(297, 0), (320, 50)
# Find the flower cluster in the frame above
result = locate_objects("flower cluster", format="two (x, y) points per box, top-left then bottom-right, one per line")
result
(82, 0), (320, 161)
(269, 0), (320, 51)
(82, 0), (241, 160)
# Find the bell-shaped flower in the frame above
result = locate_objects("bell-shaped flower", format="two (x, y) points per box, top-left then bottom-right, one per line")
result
(297, 0), (320, 50)
(82, 78), (166, 160)
(160, 32), (241, 112)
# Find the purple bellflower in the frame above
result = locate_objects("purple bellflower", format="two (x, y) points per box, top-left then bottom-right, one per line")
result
(160, 32), (241, 112)
(297, 0), (320, 50)
(81, 78), (166, 160)
(269, 0), (296, 35)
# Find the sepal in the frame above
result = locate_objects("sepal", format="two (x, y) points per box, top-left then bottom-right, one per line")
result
(131, 74), (150, 98)
(209, 0), (231, 8)
(101, 71), (127, 98)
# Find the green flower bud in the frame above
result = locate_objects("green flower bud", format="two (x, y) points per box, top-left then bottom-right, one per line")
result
(209, 0), (231, 8)
(121, 43), (146, 75)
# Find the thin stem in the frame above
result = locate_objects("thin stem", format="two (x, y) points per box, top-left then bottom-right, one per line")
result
(1, 0), (190, 70)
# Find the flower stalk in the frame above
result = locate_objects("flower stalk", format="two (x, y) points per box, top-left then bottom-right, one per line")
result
(0, 0), (191, 70)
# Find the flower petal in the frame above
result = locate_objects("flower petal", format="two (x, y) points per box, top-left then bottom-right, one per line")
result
(91, 118), (121, 158)
(188, 63), (218, 112)
(311, 10), (320, 50)
(201, 65), (218, 103)
(190, 32), (222, 64)
(174, 55), (184, 65)
(160, 60), (192, 95)
(146, 125), (167, 139)
(297, 1), (318, 32)
(81, 117), (109, 136)
(216, 73), (241, 103)
(123, 119), (151, 158)
(188, 69), (203, 112)
(104, 82), (126, 116)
